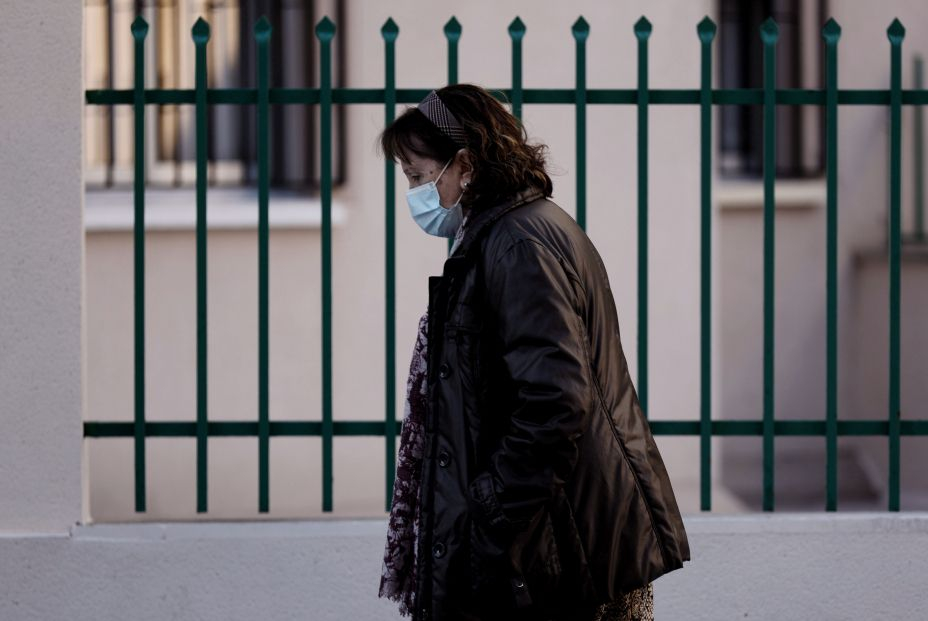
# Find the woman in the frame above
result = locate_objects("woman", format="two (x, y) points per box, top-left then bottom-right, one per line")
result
(379, 85), (689, 621)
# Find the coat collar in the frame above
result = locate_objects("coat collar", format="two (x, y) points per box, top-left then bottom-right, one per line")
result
(448, 188), (545, 262)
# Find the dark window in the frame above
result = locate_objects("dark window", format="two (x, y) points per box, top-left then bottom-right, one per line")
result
(718, 0), (826, 178)
(85, 0), (346, 191)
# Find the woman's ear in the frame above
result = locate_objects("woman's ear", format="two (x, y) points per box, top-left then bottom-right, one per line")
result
(456, 148), (474, 188)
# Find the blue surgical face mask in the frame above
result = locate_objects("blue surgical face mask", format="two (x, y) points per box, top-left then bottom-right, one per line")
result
(406, 158), (465, 238)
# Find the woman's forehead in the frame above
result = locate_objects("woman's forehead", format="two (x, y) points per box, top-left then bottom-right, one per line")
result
(401, 152), (439, 170)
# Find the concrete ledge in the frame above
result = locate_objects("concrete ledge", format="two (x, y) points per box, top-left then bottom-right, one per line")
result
(1, 514), (926, 620)
(84, 188), (349, 232)
(715, 178), (826, 211)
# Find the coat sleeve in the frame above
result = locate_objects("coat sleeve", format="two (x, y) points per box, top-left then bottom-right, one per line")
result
(467, 237), (591, 536)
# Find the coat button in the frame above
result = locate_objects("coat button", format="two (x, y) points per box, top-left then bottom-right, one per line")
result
(513, 578), (525, 589)
(432, 542), (446, 558)
(438, 451), (451, 467)
(438, 363), (450, 379)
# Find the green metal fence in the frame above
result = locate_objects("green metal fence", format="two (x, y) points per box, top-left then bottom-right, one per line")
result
(84, 13), (928, 516)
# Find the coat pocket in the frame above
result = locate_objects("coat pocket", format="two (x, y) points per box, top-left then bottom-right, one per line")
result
(548, 486), (597, 603)
(467, 516), (517, 607)
(513, 507), (561, 584)
(467, 504), (564, 612)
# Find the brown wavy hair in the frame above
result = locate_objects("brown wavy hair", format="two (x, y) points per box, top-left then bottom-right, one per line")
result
(379, 84), (553, 209)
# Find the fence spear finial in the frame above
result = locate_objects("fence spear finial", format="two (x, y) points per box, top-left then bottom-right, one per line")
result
(634, 16), (652, 40)
(381, 18), (398, 41)
(192, 17), (210, 44)
(315, 16), (336, 41)
(444, 17), (462, 42)
(572, 16), (589, 41)
(131, 15), (149, 40)
(254, 15), (272, 42)
(887, 18), (906, 44)
(822, 17), (841, 43)
(760, 17), (779, 44)
(697, 16), (716, 43)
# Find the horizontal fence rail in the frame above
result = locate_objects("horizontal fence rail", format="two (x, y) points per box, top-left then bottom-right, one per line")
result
(85, 88), (928, 106)
(83, 14), (927, 515)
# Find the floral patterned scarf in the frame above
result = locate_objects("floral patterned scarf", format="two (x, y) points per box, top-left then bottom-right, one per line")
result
(378, 309), (429, 616)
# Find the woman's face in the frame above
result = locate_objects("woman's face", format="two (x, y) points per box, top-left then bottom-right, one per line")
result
(401, 150), (471, 210)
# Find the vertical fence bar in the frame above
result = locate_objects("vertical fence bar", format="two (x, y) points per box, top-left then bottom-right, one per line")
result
(760, 17), (779, 512)
(887, 18), (905, 512)
(316, 16), (336, 513)
(444, 17), (461, 84)
(105, 5), (116, 187)
(509, 17), (525, 121)
(192, 17), (211, 514)
(635, 17), (652, 416)
(255, 16), (272, 513)
(697, 16), (716, 512)
(572, 17), (588, 231)
(915, 55), (925, 242)
(444, 17), (461, 256)
(823, 18), (841, 512)
(382, 17), (399, 512)
(131, 16), (149, 513)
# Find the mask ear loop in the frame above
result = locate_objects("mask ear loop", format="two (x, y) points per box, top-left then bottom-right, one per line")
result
(434, 157), (453, 184)
(435, 156), (462, 208)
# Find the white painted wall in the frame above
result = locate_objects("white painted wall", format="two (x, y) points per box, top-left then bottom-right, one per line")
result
(848, 252), (928, 509)
(0, 514), (926, 620)
(0, 0), (83, 530)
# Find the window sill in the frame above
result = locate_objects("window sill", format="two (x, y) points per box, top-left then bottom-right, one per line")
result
(84, 187), (348, 233)
(716, 178), (826, 211)
(853, 242), (928, 268)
